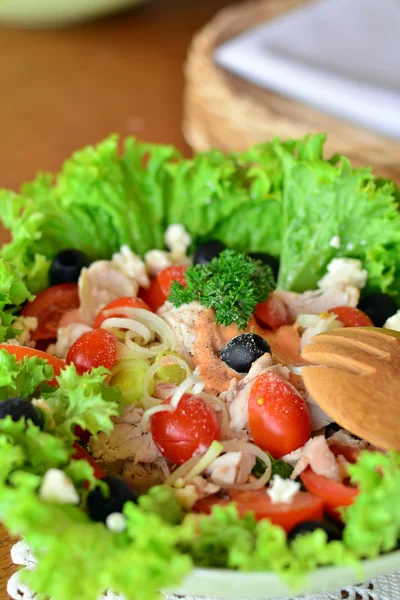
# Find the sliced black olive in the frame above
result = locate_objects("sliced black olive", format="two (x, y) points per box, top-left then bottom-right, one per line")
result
(87, 475), (138, 523)
(249, 252), (279, 281)
(49, 249), (91, 285)
(358, 293), (398, 327)
(288, 519), (342, 543)
(193, 240), (226, 265)
(220, 333), (271, 374)
(0, 397), (44, 428)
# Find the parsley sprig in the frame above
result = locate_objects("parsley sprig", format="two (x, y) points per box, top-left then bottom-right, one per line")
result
(169, 250), (275, 329)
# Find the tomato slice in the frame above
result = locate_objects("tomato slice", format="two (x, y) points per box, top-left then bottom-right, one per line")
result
(72, 442), (105, 484)
(195, 490), (324, 533)
(248, 372), (311, 458)
(66, 329), (117, 374)
(151, 393), (220, 465)
(138, 277), (166, 312)
(301, 467), (358, 518)
(254, 294), (290, 330)
(328, 306), (373, 327)
(22, 283), (80, 341)
(0, 344), (64, 386)
(93, 296), (150, 329)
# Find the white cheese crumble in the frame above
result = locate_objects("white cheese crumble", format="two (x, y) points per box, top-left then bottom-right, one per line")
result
(164, 224), (192, 256)
(144, 249), (173, 276)
(106, 512), (127, 533)
(329, 235), (341, 249)
(39, 469), (79, 505)
(318, 258), (367, 291)
(7, 570), (36, 600)
(10, 540), (36, 569)
(267, 475), (300, 504)
(384, 309), (400, 332)
(111, 245), (149, 289)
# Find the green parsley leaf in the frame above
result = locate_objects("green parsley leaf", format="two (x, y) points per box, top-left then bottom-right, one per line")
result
(253, 456), (293, 480)
(169, 250), (275, 329)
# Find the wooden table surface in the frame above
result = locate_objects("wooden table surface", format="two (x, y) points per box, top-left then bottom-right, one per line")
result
(0, 0), (240, 596)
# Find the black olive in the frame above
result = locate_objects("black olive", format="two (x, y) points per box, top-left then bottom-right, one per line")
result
(287, 520), (342, 543)
(249, 252), (280, 281)
(49, 249), (91, 285)
(220, 333), (271, 374)
(358, 293), (398, 327)
(0, 397), (44, 428)
(193, 240), (226, 265)
(87, 475), (138, 523)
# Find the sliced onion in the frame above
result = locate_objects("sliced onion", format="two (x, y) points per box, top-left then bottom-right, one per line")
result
(170, 374), (204, 409)
(165, 441), (223, 487)
(141, 355), (192, 408)
(208, 441), (272, 490)
(198, 393), (230, 438)
(101, 317), (153, 344)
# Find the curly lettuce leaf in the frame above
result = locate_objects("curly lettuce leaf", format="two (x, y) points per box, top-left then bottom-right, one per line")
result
(42, 365), (120, 444)
(0, 259), (33, 341)
(0, 350), (54, 401)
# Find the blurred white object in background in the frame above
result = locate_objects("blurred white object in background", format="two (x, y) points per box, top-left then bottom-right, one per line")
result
(0, 0), (149, 27)
(215, 0), (400, 139)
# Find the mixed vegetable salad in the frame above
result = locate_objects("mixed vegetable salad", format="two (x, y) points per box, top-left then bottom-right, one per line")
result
(1, 134), (400, 600)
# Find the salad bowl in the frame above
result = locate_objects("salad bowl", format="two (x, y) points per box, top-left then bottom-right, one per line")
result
(2, 134), (400, 600)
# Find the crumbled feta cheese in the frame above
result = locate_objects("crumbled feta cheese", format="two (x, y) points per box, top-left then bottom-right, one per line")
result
(329, 235), (341, 249)
(106, 512), (127, 533)
(384, 309), (400, 332)
(318, 258), (367, 291)
(39, 469), (80, 505)
(112, 245), (149, 289)
(48, 323), (92, 358)
(296, 312), (343, 349)
(267, 475), (300, 504)
(7, 570), (36, 600)
(164, 224), (192, 256)
(144, 249), (173, 276)
(10, 540), (36, 569)
(7, 316), (38, 348)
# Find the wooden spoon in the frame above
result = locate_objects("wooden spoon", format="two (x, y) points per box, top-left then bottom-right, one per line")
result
(301, 327), (400, 451)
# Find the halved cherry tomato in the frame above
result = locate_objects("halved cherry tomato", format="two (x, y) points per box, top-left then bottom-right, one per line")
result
(0, 344), (64, 386)
(66, 329), (117, 374)
(22, 283), (80, 341)
(328, 306), (373, 327)
(157, 265), (187, 298)
(138, 277), (165, 312)
(72, 442), (105, 482)
(151, 393), (220, 465)
(301, 467), (358, 518)
(248, 372), (311, 458)
(195, 490), (324, 533)
(254, 294), (290, 330)
(93, 296), (150, 329)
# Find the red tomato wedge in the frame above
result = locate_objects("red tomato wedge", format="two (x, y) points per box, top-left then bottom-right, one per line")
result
(301, 467), (358, 518)
(248, 372), (311, 458)
(195, 490), (324, 533)
(0, 344), (64, 386)
(66, 329), (117, 374)
(93, 296), (150, 329)
(22, 283), (80, 341)
(254, 294), (290, 330)
(151, 393), (220, 465)
(138, 277), (165, 312)
(328, 306), (373, 327)
(72, 442), (105, 482)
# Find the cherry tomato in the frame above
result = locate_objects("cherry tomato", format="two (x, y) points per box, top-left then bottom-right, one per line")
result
(195, 490), (323, 533)
(138, 277), (166, 312)
(72, 442), (105, 483)
(66, 329), (117, 374)
(301, 467), (358, 518)
(93, 296), (150, 329)
(151, 393), (220, 465)
(158, 265), (187, 298)
(22, 283), (80, 341)
(248, 372), (311, 458)
(0, 344), (64, 386)
(328, 306), (373, 327)
(254, 294), (290, 330)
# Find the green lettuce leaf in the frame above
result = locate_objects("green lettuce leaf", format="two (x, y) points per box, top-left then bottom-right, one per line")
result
(42, 365), (121, 444)
(0, 350), (54, 401)
(0, 259), (33, 341)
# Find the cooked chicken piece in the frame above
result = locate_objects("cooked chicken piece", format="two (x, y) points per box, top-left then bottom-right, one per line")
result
(207, 451), (256, 486)
(175, 476), (220, 510)
(122, 458), (170, 493)
(7, 316), (38, 348)
(47, 323), (92, 359)
(158, 301), (205, 367)
(275, 287), (360, 321)
(111, 245), (149, 289)
(291, 436), (341, 481)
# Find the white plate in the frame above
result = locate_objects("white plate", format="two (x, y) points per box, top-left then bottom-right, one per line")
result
(171, 550), (400, 599)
